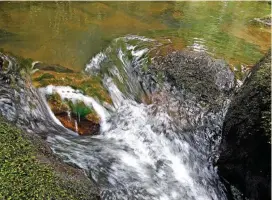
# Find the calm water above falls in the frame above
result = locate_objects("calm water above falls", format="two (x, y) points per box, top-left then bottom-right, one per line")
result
(0, 1), (270, 70)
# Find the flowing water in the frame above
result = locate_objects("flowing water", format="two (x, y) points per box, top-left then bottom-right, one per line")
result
(43, 36), (234, 200)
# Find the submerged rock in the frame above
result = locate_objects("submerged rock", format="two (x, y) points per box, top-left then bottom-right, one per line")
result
(217, 50), (271, 200)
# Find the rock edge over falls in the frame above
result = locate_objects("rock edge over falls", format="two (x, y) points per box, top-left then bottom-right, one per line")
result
(0, 48), (270, 200)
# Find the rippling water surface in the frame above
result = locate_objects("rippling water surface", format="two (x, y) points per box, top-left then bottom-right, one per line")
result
(0, 1), (270, 69)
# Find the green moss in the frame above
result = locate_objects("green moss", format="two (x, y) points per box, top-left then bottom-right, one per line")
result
(67, 100), (94, 118)
(0, 117), (79, 199)
(47, 92), (62, 104)
(47, 93), (95, 118)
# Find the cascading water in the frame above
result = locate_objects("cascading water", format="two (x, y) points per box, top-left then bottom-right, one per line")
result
(45, 35), (234, 200)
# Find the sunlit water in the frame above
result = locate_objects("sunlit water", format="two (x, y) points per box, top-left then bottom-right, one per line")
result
(0, 1), (270, 69)
(43, 36), (235, 200)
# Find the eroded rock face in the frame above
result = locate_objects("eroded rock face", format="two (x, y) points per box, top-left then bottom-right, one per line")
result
(217, 50), (271, 200)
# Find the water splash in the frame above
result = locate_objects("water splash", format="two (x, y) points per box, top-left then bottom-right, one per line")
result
(75, 120), (78, 133)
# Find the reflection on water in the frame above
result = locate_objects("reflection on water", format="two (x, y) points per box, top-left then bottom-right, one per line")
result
(0, 1), (270, 70)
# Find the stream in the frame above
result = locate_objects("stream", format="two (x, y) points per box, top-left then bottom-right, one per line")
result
(42, 36), (235, 200)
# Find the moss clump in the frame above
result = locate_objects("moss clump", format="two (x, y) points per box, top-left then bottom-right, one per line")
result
(47, 93), (69, 114)
(0, 118), (81, 199)
(47, 92), (95, 119)
(67, 100), (94, 118)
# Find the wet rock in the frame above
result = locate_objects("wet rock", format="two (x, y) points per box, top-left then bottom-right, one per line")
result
(137, 50), (235, 157)
(46, 92), (101, 135)
(217, 50), (271, 200)
(147, 51), (235, 108)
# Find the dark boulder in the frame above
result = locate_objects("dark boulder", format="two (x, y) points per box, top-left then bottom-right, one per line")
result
(217, 50), (271, 200)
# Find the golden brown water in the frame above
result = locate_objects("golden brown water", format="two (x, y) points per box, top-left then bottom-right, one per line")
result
(0, 1), (270, 70)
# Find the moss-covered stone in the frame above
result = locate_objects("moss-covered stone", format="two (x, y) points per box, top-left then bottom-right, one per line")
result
(0, 117), (100, 200)
(217, 50), (271, 200)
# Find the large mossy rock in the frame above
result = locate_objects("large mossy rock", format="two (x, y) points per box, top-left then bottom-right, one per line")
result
(217, 50), (271, 200)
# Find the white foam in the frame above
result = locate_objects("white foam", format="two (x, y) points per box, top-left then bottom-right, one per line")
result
(41, 85), (110, 131)
(86, 52), (107, 72)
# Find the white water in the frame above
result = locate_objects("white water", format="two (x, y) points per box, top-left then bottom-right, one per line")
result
(75, 120), (78, 133)
(46, 36), (230, 200)
(41, 85), (110, 131)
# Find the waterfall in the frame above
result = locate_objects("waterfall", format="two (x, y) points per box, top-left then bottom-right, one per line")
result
(75, 120), (78, 133)
(46, 35), (234, 200)
(67, 110), (71, 121)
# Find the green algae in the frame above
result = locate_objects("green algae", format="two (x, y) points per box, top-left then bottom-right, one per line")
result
(0, 117), (83, 200)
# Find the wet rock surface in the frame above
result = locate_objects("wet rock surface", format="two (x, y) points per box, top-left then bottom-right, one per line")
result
(145, 51), (235, 107)
(217, 50), (271, 200)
